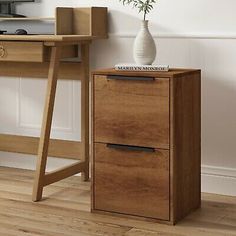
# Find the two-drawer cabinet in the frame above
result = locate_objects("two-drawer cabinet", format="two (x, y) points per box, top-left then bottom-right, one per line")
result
(91, 69), (201, 224)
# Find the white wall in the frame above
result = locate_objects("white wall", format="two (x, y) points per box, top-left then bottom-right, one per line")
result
(0, 0), (236, 196)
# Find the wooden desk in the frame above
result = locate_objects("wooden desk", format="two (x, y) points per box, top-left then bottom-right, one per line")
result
(0, 7), (107, 202)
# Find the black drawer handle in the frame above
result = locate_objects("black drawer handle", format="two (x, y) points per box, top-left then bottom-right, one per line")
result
(107, 75), (154, 81)
(107, 143), (155, 153)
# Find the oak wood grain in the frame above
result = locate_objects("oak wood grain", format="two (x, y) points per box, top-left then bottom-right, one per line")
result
(0, 167), (235, 236)
(0, 41), (44, 62)
(92, 68), (201, 79)
(90, 7), (108, 38)
(170, 71), (201, 223)
(73, 7), (108, 38)
(93, 143), (170, 220)
(92, 69), (201, 224)
(0, 35), (97, 42)
(0, 6), (108, 202)
(0, 61), (83, 79)
(94, 75), (170, 149)
(32, 46), (61, 202)
(43, 162), (85, 186)
(54, 8), (78, 61)
(80, 43), (90, 181)
(0, 134), (82, 159)
(55, 8), (73, 35)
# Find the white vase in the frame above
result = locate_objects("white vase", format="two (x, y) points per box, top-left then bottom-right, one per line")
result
(133, 20), (156, 65)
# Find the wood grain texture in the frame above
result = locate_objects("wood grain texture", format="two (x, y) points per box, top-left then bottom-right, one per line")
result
(93, 143), (170, 220)
(73, 7), (108, 38)
(92, 68), (201, 79)
(44, 162), (85, 186)
(80, 43), (90, 181)
(0, 134), (82, 159)
(92, 69), (201, 224)
(90, 7), (108, 38)
(45, 45), (78, 60)
(0, 61), (83, 79)
(0, 6), (105, 202)
(170, 71), (201, 223)
(33, 46), (61, 202)
(55, 7), (73, 35)
(0, 35), (96, 42)
(73, 8), (91, 36)
(0, 41), (44, 62)
(94, 75), (170, 149)
(55, 8), (78, 60)
(0, 167), (235, 236)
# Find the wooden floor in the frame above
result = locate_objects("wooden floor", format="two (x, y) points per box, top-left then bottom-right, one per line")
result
(0, 167), (235, 236)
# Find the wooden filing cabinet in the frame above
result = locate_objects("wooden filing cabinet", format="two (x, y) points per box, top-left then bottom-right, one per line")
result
(91, 69), (201, 225)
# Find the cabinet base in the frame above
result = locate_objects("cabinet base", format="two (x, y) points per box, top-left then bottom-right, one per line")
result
(91, 209), (175, 226)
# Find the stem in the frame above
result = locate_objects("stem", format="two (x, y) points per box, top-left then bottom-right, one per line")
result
(143, 0), (150, 21)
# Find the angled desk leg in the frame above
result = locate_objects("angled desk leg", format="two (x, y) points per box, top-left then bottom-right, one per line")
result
(81, 43), (90, 181)
(32, 46), (61, 202)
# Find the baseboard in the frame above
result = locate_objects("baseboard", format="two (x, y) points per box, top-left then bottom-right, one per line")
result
(0, 152), (235, 196)
(201, 165), (236, 196)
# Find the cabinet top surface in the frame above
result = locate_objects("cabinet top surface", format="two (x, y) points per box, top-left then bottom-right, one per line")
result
(93, 68), (201, 78)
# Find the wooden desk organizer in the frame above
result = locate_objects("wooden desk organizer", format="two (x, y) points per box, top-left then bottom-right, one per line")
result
(56, 7), (108, 37)
(0, 7), (107, 62)
(55, 7), (108, 60)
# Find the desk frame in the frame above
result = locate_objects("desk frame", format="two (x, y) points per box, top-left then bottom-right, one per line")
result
(0, 6), (107, 202)
(0, 40), (90, 202)
(32, 41), (90, 201)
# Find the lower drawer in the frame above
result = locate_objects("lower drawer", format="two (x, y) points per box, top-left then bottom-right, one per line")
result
(0, 41), (45, 62)
(93, 143), (170, 221)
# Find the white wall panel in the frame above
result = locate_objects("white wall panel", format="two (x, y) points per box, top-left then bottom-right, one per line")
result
(16, 0), (236, 37)
(0, 77), (18, 134)
(0, 78), (81, 140)
(18, 79), (73, 131)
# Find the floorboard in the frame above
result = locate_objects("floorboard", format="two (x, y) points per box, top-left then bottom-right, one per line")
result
(0, 166), (235, 236)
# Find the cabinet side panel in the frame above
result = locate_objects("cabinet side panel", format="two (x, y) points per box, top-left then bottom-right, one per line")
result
(91, 74), (96, 211)
(170, 71), (201, 223)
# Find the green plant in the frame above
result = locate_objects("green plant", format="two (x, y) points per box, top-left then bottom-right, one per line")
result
(119, 0), (157, 20)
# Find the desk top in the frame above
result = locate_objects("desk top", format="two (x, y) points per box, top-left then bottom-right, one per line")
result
(0, 34), (99, 42)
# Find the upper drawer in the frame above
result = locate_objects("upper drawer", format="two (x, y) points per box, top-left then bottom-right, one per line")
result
(93, 75), (170, 149)
(0, 41), (45, 62)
